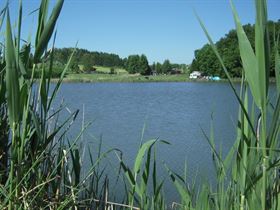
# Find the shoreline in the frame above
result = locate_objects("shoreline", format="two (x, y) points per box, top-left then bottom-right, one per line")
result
(47, 73), (276, 84)
(53, 78), (233, 83)
(50, 73), (244, 83)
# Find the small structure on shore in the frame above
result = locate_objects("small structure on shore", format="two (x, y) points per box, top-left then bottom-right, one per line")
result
(189, 71), (202, 79)
(151, 69), (157, 76)
(170, 68), (182, 74)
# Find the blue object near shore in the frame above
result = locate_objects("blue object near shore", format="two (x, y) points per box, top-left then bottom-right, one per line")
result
(211, 76), (221, 81)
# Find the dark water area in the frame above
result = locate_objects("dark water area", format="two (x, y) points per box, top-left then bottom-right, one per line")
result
(53, 82), (266, 204)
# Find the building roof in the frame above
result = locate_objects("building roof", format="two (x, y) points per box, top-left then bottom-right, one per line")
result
(190, 71), (201, 75)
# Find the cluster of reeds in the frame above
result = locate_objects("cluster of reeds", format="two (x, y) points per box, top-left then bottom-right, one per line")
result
(167, 0), (280, 209)
(0, 0), (119, 209)
(0, 0), (279, 210)
(0, 0), (167, 209)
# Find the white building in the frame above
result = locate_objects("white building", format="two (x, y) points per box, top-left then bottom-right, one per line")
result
(189, 71), (201, 79)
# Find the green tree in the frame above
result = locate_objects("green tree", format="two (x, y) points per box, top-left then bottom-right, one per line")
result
(190, 20), (280, 78)
(80, 53), (93, 71)
(53, 48), (125, 68)
(126, 55), (140, 74)
(162, 59), (172, 74)
(155, 62), (162, 74)
(139, 54), (150, 75)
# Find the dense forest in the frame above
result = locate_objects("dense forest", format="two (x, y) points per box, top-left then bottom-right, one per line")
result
(53, 48), (124, 70)
(53, 48), (187, 75)
(190, 20), (280, 77)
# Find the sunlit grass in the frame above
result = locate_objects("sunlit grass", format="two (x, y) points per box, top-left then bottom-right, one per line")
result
(93, 65), (128, 74)
(65, 72), (190, 83)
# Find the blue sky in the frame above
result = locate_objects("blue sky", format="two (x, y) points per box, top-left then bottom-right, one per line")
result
(7, 0), (280, 64)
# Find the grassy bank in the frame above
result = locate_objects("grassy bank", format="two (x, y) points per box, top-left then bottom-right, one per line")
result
(49, 72), (276, 83)
(64, 73), (191, 82)
(64, 73), (249, 83)
(93, 65), (128, 74)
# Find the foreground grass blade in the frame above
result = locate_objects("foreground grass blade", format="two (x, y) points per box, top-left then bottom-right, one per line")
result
(230, 2), (259, 108)
(5, 9), (20, 126)
(165, 164), (193, 210)
(34, 0), (64, 63)
(275, 41), (280, 92)
(194, 11), (257, 139)
(255, 0), (270, 99)
(133, 139), (157, 177)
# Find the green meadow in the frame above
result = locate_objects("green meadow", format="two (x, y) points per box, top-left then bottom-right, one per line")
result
(93, 65), (128, 74)
(64, 73), (190, 83)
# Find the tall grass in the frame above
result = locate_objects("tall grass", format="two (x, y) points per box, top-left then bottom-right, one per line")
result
(0, 0), (279, 210)
(166, 0), (280, 209)
(0, 1), (117, 209)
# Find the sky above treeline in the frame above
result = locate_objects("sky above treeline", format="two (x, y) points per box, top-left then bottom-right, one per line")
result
(6, 0), (280, 64)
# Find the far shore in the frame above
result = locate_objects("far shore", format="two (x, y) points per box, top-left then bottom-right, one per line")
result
(49, 73), (247, 83)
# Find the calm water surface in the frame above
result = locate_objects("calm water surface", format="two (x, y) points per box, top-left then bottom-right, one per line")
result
(56, 82), (239, 203)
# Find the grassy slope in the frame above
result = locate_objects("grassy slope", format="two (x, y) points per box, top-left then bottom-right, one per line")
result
(66, 66), (244, 83)
(63, 73), (248, 83)
(93, 65), (128, 74)
(65, 73), (192, 82)
(74, 66), (192, 82)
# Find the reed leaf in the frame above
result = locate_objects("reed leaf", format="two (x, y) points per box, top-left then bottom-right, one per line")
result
(165, 164), (193, 210)
(16, 0), (22, 70)
(5, 9), (20, 126)
(195, 11), (257, 138)
(230, 1), (262, 109)
(69, 145), (81, 187)
(34, 0), (64, 63)
(255, 0), (270, 99)
(267, 95), (280, 148)
(275, 43), (280, 92)
(133, 139), (157, 176)
(0, 3), (7, 32)
(35, 0), (49, 47)
(47, 45), (76, 111)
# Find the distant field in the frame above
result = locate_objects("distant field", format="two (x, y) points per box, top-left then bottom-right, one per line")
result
(64, 73), (191, 83)
(93, 66), (128, 74)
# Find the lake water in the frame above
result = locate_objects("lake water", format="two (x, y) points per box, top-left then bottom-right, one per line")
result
(55, 82), (240, 203)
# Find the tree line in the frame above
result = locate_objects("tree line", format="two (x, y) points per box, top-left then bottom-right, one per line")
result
(53, 48), (124, 71)
(53, 48), (187, 75)
(190, 20), (280, 78)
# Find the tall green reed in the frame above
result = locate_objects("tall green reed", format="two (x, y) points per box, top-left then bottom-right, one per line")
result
(119, 139), (169, 210)
(167, 0), (280, 209)
(0, 1), (117, 209)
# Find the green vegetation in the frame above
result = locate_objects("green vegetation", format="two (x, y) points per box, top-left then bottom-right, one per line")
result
(0, 0), (279, 210)
(0, 1), (185, 209)
(93, 65), (128, 74)
(54, 48), (125, 70)
(191, 19), (280, 78)
(125, 54), (151, 75)
(64, 73), (190, 83)
(52, 48), (188, 76)
(184, 1), (280, 209)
